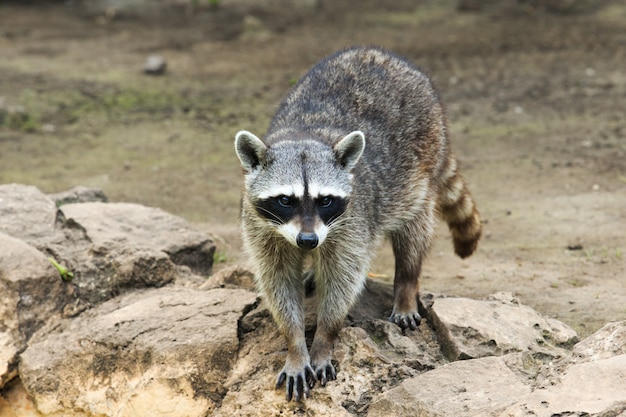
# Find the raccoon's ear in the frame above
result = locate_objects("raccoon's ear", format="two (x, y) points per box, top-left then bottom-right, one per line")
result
(334, 130), (365, 171)
(235, 130), (267, 172)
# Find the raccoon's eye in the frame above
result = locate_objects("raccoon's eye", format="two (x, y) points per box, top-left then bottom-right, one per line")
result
(319, 196), (333, 208)
(277, 195), (294, 207)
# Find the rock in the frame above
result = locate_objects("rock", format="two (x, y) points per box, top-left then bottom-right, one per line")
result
(201, 265), (255, 291)
(58, 202), (215, 276)
(213, 280), (445, 417)
(143, 54), (167, 75)
(430, 292), (578, 360)
(3, 182), (624, 415)
(214, 323), (396, 417)
(0, 379), (40, 417)
(367, 356), (531, 417)
(50, 202), (216, 304)
(501, 355), (626, 416)
(47, 186), (108, 206)
(0, 184), (216, 306)
(19, 287), (259, 417)
(0, 184), (57, 243)
(0, 233), (73, 388)
(0, 332), (19, 390)
(572, 320), (626, 361)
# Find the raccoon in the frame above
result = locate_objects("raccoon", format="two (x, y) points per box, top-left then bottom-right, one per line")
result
(234, 46), (482, 401)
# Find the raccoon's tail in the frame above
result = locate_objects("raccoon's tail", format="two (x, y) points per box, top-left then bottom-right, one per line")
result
(437, 157), (482, 259)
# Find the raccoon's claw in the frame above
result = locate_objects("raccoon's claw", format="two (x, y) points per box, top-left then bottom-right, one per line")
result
(389, 311), (422, 331)
(314, 362), (337, 387)
(276, 364), (317, 402)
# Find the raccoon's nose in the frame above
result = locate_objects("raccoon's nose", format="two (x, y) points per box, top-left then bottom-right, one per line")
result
(296, 233), (319, 250)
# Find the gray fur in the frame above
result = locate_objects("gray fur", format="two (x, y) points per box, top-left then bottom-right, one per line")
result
(235, 46), (482, 401)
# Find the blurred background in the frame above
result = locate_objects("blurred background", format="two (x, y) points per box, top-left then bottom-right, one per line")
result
(1, 0), (625, 334)
(1, 0), (622, 223)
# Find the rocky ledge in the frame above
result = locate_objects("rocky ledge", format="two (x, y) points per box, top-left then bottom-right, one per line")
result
(1, 183), (625, 417)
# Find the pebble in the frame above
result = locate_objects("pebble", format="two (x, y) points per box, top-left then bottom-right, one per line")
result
(143, 54), (167, 75)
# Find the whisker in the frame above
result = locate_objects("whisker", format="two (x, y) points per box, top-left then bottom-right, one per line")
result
(327, 214), (358, 230)
(255, 206), (285, 225)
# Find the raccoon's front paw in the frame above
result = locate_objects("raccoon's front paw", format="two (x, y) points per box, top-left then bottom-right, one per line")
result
(389, 310), (422, 331)
(276, 363), (317, 402)
(312, 359), (337, 387)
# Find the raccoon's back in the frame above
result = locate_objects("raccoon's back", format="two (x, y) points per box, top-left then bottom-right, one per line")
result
(267, 47), (447, 175)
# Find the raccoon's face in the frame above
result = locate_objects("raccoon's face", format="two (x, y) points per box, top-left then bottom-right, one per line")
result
(235, 130), (365, 250)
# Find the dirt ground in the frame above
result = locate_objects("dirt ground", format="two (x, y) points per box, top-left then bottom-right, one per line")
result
(1, 0), (624, 351)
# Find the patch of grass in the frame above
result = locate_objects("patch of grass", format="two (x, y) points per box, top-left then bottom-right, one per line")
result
(213, 251), (228, 264)
(14, 84), (223, 131)
(0, 105), (40, 132)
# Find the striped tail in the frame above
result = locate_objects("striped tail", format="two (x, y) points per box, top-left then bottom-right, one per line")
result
(438, 157), (482, 258)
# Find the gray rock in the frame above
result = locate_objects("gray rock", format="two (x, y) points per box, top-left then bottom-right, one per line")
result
(0, 184), (216, 306)
(215, 319), (418, 417)
(201, 265), (255, 291)
(497, 321), (626, 416)
(0, 184), (57, 243)
(19, 287), (258, 417)
(367, 356), (531, 417)
(50, 202), (216, 304)
(47, 186), (108, 206)
(430, 292), (578, 360)
(0, 233), (73, 388)
(501, 355), (626, 416)
(213, 280), (444, 417)
(572, 320), (626, 361)
(58, 202), (215, 276)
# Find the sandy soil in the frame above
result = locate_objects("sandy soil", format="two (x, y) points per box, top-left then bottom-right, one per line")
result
(1, 0), (624, 345)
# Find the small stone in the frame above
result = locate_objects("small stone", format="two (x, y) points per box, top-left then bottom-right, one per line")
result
(567, 243), (583, 251)
(143, 54), (167, 75)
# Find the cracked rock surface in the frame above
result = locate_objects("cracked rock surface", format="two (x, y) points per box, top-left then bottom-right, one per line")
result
(20, 287), (258, 417)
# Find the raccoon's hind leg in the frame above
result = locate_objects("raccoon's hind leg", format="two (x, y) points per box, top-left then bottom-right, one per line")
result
(438, 157), (482, 258)
(388, 205), (436, 330)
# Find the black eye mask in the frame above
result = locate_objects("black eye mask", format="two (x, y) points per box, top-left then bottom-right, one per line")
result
(254, 195), (348, 226)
